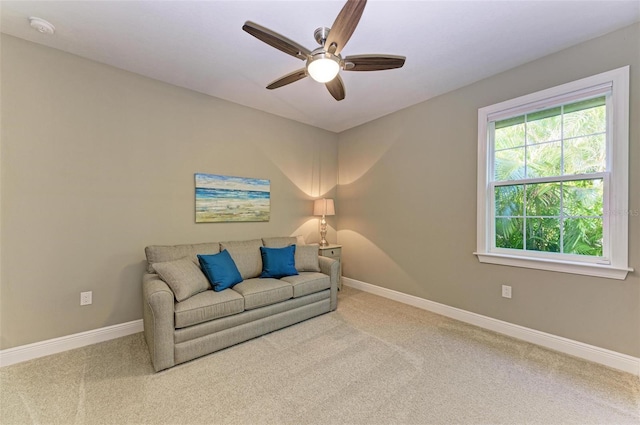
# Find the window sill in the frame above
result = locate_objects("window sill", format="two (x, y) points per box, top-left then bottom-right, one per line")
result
(474, 252), (632, 280)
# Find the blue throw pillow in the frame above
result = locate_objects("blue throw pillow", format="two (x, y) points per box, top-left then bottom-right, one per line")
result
(260, 245), (299, 279)
(197, 250), (243, 292)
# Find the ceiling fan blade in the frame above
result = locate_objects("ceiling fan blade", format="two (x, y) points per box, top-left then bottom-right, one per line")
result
(267, 69), (308, 90)
(325, 0), (367, 55)
(243, 21), (310, 60)
(343, 55), (406, 71)
(325, 75), (346, 101)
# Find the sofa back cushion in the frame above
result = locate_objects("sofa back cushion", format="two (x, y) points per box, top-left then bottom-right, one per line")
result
(294, 244), (321, 272)
(145, 242), (220, 273)
(220, 239), (264, 279)
(262, 236), (297, 248)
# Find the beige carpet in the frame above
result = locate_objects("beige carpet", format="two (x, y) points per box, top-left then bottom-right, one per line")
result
(1, 287), (639, 425)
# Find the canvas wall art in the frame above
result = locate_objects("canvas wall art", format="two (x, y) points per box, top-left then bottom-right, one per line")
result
(195, 173), (270, 223)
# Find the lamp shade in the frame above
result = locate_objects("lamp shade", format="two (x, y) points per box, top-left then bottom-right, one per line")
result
(313, 198), (335, 216)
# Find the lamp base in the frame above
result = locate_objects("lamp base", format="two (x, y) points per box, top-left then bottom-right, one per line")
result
(319, 215), (328, 246)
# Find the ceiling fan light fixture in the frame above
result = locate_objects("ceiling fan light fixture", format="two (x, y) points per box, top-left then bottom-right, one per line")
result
(307, 52), (341, 83)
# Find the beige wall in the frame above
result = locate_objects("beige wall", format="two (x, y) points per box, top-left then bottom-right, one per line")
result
(0, 35), (338, 349)
(337, 23), (640, 357)
(2, 24), (639, 358)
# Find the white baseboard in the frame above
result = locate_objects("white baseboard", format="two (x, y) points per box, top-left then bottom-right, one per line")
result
(0, 320), (143, 368)
(342, 277), (640, 376)
(3, 282), (638, 376)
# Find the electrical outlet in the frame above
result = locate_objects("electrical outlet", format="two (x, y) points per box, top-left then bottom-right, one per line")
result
(80, 291), (92, 306)
(501, 285), (512, 299)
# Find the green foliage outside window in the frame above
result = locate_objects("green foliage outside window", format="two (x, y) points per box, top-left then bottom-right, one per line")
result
(493, 97), (605, 257)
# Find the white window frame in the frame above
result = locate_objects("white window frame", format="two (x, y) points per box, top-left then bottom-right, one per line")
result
(475, 66), (632, 280)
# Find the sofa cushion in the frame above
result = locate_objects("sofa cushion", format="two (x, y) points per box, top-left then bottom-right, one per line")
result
(260, 245), (299, 279)
(294, 244), (321, 272)
(281, 272), (331, 298)
(145, 242), (220, 273)
(220, 239), (263, 279)
(262, 236), (297, 248)
(174, 289), (244, 328)
(232, 278), (293, 310)
(173, 291), (330, 344)
(198, 250), (243, 292)
(153, 258), (210, 302)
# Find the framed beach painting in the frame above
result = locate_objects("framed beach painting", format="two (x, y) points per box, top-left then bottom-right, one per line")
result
(195, 173), (270, 223)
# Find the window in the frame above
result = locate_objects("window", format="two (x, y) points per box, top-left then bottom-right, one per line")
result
(475, 67), (631, 279)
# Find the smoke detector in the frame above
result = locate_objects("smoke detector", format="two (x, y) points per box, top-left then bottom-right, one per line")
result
(29, 17), (55, 35)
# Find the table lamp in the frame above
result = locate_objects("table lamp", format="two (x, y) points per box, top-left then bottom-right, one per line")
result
(313, 198), (335, 246)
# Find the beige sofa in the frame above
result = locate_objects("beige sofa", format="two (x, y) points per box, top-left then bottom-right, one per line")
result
(142, 236), (339, 372)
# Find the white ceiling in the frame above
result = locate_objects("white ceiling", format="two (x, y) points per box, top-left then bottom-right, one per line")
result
(2, 1), (638, 133)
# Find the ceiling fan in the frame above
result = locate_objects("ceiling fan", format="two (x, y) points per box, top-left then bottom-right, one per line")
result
(242, 0), (405, 101)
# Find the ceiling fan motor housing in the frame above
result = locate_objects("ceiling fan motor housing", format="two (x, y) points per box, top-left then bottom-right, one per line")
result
(314, 27), (331, 46)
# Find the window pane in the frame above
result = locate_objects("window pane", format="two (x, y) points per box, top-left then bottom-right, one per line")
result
(526, 142), (561, 178)
(526, 218), (561, 252)
(564, 102), (606, 139)
(563, 179), (603, 217)
(563, 218), (603, 256)
(525, 183), (561, 216)
(494, 147), (525, 181)
(495, 185), (523, 216)
(527, 107), (561, 144)
(495, 217), (523, 249)
(564, 135), (606, 175)
(495, 123), (525, 150)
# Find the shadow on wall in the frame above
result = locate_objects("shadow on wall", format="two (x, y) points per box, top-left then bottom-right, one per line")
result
(251, 116), (337, 199)
(291, 217), (336, 246)
(337, 229), (415, 283)
(336, 111), (479, 300)
(337, 116), (404, 187)
(249, 123), (338, 244)
(256, 167), (337, 245)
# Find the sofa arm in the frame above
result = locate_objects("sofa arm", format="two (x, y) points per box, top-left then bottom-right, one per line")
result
(318, 256), (339, 311)
(142, 274), (175, 372)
